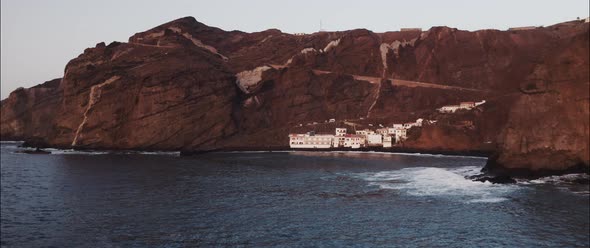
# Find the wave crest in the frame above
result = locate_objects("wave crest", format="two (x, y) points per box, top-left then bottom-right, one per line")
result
(357, 166), (516, 203)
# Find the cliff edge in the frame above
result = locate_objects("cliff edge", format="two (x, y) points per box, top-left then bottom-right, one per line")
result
(1, 17), (588, 176)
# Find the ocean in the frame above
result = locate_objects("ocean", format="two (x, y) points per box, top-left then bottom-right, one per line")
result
(1, 142), (588, 247)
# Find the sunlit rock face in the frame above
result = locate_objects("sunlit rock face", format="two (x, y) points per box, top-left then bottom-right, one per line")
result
(1, 16), (588, 175)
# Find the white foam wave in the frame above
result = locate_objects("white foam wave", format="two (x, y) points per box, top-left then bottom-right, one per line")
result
(292, 150), (488, 159)
(45, 148), (109, 155)
(388, 152), (488, 160)
(528, 173), (589, 184)
(218, 150), (294, 153)
(0, 141), (24, 144)
(43, 148), (180, 156)
(467, 197), (508, 203)
(357, 166), (516, 203)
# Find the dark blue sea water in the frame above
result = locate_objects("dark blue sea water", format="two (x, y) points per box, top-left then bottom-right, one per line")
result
(1, 142), (589, 247)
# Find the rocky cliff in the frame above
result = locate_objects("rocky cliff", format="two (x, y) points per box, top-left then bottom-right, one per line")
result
(1, 17), (588, 176)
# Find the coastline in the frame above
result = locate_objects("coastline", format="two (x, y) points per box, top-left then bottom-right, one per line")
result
(3, 140), (490, 158)
(179, 146), (493, 158)
(5, 140), (588, 178)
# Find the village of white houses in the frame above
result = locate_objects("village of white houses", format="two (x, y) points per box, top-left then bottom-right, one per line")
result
(289, 100), (485, 149)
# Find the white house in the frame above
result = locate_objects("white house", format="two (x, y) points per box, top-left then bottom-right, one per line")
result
(344, 135), (366, 149)
(387, 128), (397, 135)
(289, 134), (335, 149)
(383, 135), (393, 148)
(367, 134), (383, 146)
(289, 134), (306, 147)
(333, 136), (346, 148)
(392, 124), (403, 129)
(335, 128), (347, 136)
(394, 128), (407, 143)
(376, 128), (389, 135)
(355, 129), (374, 135)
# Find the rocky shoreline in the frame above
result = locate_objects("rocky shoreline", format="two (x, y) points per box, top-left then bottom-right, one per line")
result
(1, 17), (588, 178)
(11, 139), (490, 157)
(178, 146), (492, 157)
(7, 139), (589, 182)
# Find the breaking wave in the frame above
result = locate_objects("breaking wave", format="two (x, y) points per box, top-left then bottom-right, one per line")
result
(0, 141), (24, 144)
(356, 166), (517, 203)
(5, 146), (180, 156)
(528, 173), (589, 184)
(523, 173), (590, 195)
(326, 150), (488, 159)
(45, 148), (180, 156)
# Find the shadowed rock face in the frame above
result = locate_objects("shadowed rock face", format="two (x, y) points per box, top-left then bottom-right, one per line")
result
(1, 16), (588, 175)
(484, 28), (590, 175)
(0, 78), (62, 142)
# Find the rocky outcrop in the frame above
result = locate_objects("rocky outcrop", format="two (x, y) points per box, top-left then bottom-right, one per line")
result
(1, 17), (588, 176)
(0, 78), (62, 142)
(483, 22), (590, 176)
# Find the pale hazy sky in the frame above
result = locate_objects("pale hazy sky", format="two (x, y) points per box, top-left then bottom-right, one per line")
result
(1, 0), (589, 99)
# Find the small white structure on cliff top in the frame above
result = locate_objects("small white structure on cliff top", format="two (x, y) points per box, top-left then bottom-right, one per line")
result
(400, 28), (422, 32)
(508, 26), (537, 31)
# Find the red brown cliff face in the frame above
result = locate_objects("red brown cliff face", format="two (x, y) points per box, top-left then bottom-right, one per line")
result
(1, 16), (588, 176)
(0, 78), (61, 142)
(54, 40), (238, 151)
(484, 24), (590, 175)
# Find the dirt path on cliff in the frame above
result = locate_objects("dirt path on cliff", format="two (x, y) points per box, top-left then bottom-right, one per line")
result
(268, 64), (486, 92)
(128, 43), (178, 49)
(312, 69), (486, 92)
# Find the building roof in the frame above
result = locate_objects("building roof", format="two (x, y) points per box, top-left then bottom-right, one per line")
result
(344, 134), (365, 138)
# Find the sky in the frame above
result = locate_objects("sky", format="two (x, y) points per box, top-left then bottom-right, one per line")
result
(1, 0), (589, 99)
